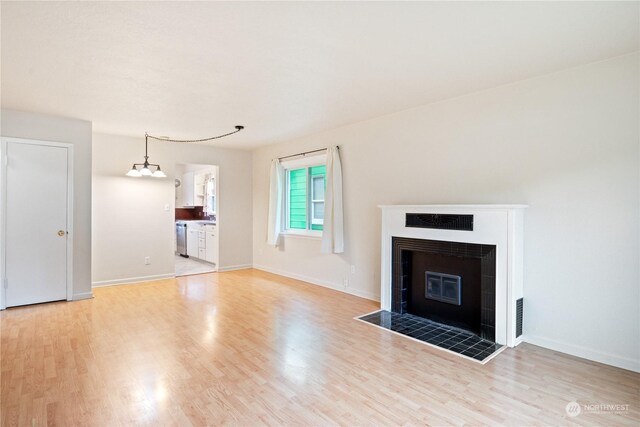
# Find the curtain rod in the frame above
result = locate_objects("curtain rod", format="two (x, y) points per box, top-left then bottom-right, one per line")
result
(278, 146), (338, 161)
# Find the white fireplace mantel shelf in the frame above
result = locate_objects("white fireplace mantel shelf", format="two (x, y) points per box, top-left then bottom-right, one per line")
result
(379, 204), (528, 348)
(378, 204), (529, 210)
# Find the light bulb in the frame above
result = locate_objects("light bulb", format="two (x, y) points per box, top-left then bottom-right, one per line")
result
(140, 166), (153, 176)
(126, 166), (142, 177)
(152, 167), (166, 178)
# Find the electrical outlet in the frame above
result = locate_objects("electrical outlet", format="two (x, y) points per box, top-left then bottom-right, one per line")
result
(144, 256), (151, 265)
(164, 204), (170, 211)
(343, 278), (349, 288)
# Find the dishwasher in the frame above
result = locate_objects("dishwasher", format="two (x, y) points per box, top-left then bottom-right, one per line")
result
(176, 222), (188, 257)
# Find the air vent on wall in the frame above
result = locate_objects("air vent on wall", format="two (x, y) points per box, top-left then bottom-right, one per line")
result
(516, 298), (523, 338)
(405, 213), (473, 231)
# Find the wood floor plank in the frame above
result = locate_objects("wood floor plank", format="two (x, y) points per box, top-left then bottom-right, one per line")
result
(1, 269), (638, 426)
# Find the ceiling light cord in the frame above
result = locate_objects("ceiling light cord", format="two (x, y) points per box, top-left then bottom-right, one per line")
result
(145, 125), (245, 144)
(127, 126), (244, 178)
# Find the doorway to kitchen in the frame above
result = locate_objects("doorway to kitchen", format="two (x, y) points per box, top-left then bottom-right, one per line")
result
(174, 163), (219, 277)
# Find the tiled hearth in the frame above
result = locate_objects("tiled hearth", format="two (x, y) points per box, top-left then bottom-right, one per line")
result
(358, 310), (503, 363)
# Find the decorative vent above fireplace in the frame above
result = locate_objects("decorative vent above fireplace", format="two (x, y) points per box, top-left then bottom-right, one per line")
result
(406, 213), (473, 231)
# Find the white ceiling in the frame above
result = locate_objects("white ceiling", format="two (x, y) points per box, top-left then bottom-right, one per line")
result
(2, 1), (638, 149)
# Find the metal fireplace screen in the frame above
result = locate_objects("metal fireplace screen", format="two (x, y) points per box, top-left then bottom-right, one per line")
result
(425, 271), (462, 306)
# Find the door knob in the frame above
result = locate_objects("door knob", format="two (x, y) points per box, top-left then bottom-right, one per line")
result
(58, 230), (66, 236)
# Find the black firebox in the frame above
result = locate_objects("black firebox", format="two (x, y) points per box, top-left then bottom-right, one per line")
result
(391, 237), (496, 342)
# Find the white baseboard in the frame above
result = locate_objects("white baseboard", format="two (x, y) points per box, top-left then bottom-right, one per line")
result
(524, 334), (640, 373)
(72, 292), (94, 301)
(218, 264), (253, 272)
(92, 273), (175, 288)
(253, 264), (380, 302)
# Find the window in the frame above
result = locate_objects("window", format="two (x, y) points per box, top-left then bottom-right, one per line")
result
(286, 165), (326, 232)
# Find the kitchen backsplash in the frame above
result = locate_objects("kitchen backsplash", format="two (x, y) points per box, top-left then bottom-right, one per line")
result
(175, 207), (215, 221)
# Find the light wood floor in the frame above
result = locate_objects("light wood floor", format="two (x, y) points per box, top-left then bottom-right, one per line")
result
(1, 269), (638, 426)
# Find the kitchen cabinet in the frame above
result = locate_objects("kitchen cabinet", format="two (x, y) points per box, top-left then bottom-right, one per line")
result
(194, 172), (207, 208)
(205, 227), (216, 263)
(187, 227), (199, 256)
(180, 171), (196, 207)
(184, 223), (217, 267)
(176, 168), (216, 209)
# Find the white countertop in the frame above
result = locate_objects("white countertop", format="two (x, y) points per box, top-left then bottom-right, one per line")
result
(176, 220), (216, 225)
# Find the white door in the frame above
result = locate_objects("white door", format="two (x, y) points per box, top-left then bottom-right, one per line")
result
(5, 141), (69, 307)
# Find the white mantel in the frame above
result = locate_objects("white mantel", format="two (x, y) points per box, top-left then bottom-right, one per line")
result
(379, 204), (527, 347)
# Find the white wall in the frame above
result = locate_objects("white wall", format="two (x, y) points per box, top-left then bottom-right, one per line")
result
(92, 133), (252, 285)
(252, 54), (640, 371)
(1, 109), (93, 300)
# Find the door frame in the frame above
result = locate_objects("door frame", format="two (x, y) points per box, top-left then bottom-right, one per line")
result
(0, 136), (74, 310)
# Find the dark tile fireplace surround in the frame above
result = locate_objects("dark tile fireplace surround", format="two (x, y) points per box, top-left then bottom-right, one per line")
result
(358, 236), (501, 362)
(391, 237), (497, 342)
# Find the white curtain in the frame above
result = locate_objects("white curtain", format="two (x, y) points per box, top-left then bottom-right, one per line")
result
(267, 158), (285, 246)
(321, 146), (344, 253)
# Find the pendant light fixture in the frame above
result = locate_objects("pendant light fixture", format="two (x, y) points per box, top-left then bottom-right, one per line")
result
(126, 126), (244, 178)
(126, 133), (166, 178)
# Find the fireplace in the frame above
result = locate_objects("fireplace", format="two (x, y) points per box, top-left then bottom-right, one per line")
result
(380, 204), (526, 347)
(392, 237), (496, 341)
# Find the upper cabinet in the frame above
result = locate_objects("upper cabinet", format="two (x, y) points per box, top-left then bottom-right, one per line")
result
(176, 168), (217, 209)
(178, 171), (197, 207)
(194, 172), (206, 208)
